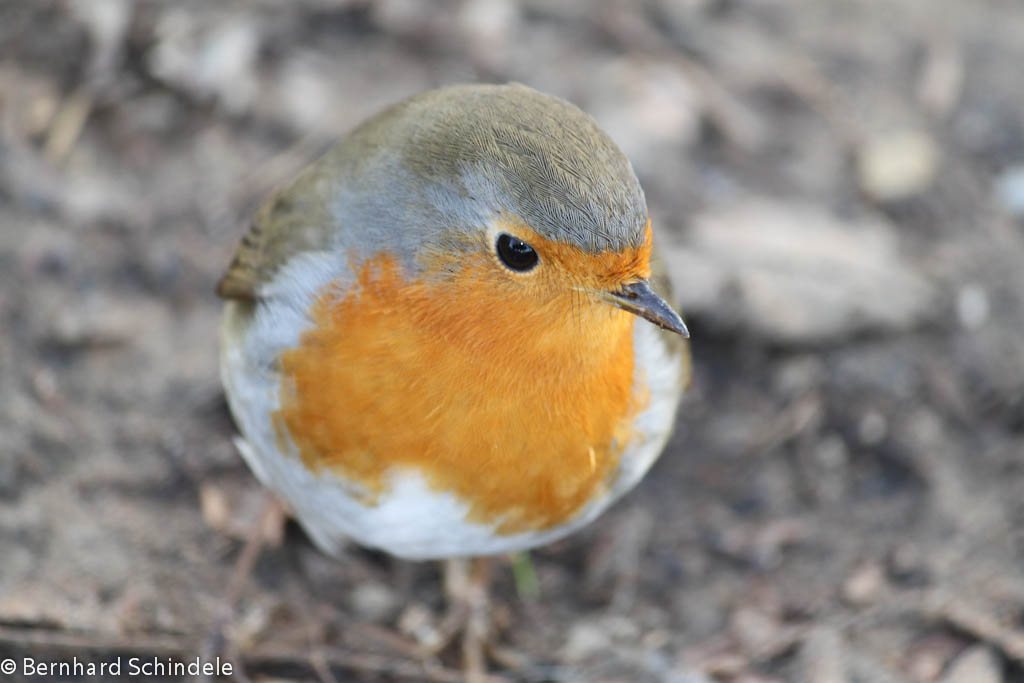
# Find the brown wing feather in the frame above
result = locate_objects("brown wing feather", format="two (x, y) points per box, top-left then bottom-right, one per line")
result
(216, 201), (269, 300)
(216, 166), (337, 301)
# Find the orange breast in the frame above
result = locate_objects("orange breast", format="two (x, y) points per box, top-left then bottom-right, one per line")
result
(273, 232), (650, 534)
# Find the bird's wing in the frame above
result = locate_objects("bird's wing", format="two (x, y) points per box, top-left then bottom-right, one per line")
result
(216, 163), (339, 301)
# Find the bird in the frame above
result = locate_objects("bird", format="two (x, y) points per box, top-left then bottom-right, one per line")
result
(216, 82), (690, 674)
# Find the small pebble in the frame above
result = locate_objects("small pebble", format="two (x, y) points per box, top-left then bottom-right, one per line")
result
(773, 357), (825, 397)
(995, 165), (1024, 218)
(561, 619), (612, 662)
(815, 435), (849, 470)
(798, 626), (847, 683)
(349, 581), (398, 622)
(397, 603), (441, 649)
(939, 645), (1002, 683)
(858, 129), (940, 202)
(906, 634), (964, 682)
(842, 562), (885, 606)
(858, 410), (888, 445)
(731, 607), (782, 654)
(957, 283), (990, 330)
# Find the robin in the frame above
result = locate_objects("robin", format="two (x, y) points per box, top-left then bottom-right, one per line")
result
(217, 82), (690, 671)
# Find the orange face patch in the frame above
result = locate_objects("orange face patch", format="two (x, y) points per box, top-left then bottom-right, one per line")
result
(274, 219), (652, 534)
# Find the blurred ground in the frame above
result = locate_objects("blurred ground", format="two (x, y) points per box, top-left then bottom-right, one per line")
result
(2, 1), (1024, 682)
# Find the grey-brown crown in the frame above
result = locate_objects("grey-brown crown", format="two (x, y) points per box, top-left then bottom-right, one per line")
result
(391, 83), (648, 252)
(218, 84), (649, 300)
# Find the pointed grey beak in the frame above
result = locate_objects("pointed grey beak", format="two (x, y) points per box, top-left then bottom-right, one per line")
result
(603, 280), (689, 337)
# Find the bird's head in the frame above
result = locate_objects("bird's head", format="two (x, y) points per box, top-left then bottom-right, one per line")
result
(324, 83), (688, 344)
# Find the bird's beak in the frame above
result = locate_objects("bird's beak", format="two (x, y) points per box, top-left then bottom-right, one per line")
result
(602, 280), (689, 337)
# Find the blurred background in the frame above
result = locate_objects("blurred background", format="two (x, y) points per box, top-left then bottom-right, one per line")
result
(2, 1), (1023, 681)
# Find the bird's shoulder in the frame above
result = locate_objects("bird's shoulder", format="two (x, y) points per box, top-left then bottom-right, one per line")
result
(217, 160), (343, 301)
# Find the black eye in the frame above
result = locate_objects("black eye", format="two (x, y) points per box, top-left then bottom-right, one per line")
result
(496, 233), (539, 272)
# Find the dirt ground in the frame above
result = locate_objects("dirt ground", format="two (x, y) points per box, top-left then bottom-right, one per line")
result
(2, 1), (1023, 682)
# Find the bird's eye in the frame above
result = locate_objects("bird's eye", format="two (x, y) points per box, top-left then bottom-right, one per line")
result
(495, 233), (539, 272)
